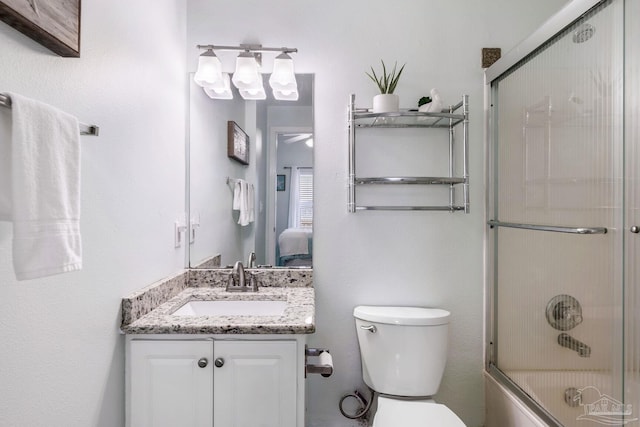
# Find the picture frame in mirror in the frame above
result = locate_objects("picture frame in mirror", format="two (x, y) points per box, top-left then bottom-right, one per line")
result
(227, 121), (249, 165)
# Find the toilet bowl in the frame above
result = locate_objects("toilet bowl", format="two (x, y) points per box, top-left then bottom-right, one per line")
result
(353, 305), (465, 427)
(373, 397), (464, 427)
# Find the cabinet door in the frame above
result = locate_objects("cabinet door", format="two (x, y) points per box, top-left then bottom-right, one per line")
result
(213, 340), (297, 427)
(129, 340), (213, 427)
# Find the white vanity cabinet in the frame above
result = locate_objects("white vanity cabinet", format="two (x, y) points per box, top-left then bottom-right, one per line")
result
(213, 340), (297, 427)
(129, 339), (214, 427)
(126, 336), (303, 427)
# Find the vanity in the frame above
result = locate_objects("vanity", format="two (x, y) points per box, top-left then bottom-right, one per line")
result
(125, 65), (319, 427)
(121, 268), (315, 427)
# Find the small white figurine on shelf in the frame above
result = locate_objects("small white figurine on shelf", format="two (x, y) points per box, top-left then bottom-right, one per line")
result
(418, 88), (444, 113)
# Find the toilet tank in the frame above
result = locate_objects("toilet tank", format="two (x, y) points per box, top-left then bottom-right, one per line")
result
(353, 306), (450, 397)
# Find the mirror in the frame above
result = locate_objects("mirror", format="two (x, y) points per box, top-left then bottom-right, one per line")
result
(188, 73), (313, 269)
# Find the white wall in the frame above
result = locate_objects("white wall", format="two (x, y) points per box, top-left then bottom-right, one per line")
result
(189, 79), (250, 267)
(187, 1), (567, 426)
(0, 1), (186, 426)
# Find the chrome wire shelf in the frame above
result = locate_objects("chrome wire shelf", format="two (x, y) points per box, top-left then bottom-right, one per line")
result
(347, 94), (469, 213)
(353, 105), (465, 128)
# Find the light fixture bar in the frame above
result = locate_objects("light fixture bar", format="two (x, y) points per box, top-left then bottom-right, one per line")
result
(196, 44), (298, 54)
(194, 43), (299, 101)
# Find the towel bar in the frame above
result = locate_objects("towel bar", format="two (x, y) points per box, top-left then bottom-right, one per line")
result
(0, 93), (99, 136)
(488, 220), (607, 235)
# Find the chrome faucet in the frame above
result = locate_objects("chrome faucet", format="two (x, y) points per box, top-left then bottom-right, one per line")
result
(233, 261), (246, 287)
(558, 333), (591, 357)
(226, 261), (258, 292)
(247, 251), (256, 268)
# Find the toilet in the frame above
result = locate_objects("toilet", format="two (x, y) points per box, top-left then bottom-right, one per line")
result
(353, 305), (466, 426)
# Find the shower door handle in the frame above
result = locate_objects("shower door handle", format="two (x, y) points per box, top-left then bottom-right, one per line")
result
(631, 226), (640, 234)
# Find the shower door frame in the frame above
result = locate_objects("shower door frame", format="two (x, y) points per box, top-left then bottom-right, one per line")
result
(484, 0), (619, 425)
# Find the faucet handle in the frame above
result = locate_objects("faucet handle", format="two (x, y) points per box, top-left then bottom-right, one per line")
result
(227, 274), (236, 288)
(247, 251), (256, 268)
(563, 306), (583, 324)
(249, 274), (258, 291)
(546, 295), (583, 331)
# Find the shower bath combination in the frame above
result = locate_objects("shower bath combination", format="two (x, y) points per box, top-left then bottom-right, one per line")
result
(485, 0), (639, 426)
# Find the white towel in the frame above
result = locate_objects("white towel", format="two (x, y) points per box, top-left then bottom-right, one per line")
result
(232, 180), (242, 211)
(247, 183), (255, 223)
(232, 179), (254, 226)
(0, 106), (11, 219)
(0, 92), (82, 280)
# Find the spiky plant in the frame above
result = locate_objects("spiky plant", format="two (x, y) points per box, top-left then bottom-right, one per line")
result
(366, 60), (406, 94)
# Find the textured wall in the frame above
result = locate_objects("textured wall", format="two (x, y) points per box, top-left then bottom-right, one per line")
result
(0, 1), (186, 426)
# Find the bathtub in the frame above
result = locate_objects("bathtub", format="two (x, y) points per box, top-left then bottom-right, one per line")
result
(485, 370), (637, 427)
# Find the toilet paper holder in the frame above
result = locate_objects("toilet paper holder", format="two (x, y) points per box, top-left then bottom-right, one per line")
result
(305, 346), (333, 378)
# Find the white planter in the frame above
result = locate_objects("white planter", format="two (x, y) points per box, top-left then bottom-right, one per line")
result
(372, 93), (399, 113)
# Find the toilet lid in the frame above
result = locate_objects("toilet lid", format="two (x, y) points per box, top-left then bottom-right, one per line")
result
(373, 397), (466, 427)
(353, 306), (450, 326)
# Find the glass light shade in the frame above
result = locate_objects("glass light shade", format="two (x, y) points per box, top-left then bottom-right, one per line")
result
(194, 50), (223, 88)
(239, 83), (266, 100)
(203, 73), (233, 100)
(232, 52), (261, 89)
(269, 53), (297, 92)
(273, 88), (299, 101)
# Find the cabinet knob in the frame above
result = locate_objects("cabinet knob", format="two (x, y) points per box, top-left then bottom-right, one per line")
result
(214, 358), (225, 368)
(631, 226), (640, 234)
(197, 358), (208, 368)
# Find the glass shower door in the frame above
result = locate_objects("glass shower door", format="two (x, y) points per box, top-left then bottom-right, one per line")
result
(488, 1), (626, 425)
(625, 0), (640, 425)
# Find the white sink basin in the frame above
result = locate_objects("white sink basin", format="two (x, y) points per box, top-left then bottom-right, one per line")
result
(172, 300), (287, 316)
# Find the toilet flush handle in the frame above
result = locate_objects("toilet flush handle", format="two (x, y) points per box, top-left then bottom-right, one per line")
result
(360, 325), (377, 333)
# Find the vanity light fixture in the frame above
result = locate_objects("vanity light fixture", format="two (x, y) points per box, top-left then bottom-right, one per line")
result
(194, 49), (223, 88)
(273, 89), (299, 101)
(239, 84), (267, 100)
(270, 52), (298, 100)
(232, 51), (262, 90)
(204, 73), (233, 100)
(195, 44), (298, 101)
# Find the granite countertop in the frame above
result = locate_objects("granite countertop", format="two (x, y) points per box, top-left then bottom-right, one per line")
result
(121, 272), (315, 334)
